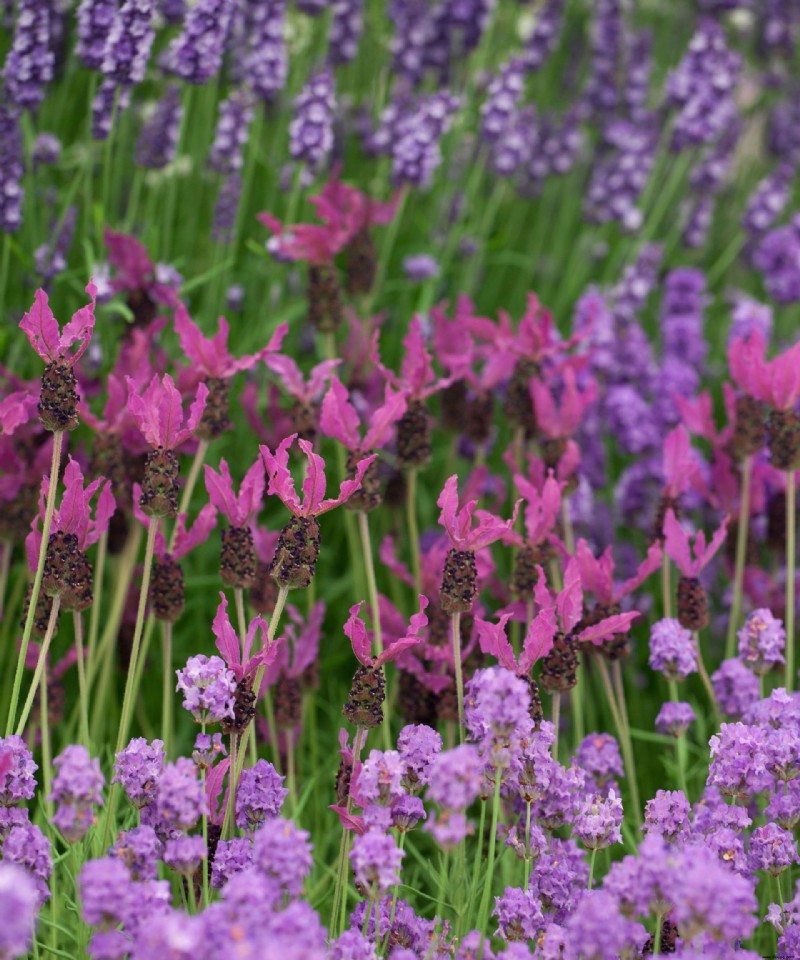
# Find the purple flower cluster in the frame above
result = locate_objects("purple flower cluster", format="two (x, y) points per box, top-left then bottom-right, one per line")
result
(208, 88), (255, 176)
(0, 863), (39, 958)
(329, 0), (363, 64)
(109, 825), (162, 880)
(135, 86), (183, 170)
(583, 0), (624, 120)
(643, 789), (691, 843)
(163, 835), (206, 875)
(4, 822), (52, 905)
(584, 120), (657, 232)
(243, 0), (286, 99)
(573, 790), (623, 850)
(655, 701), (696, 737)
(176, 654), (236, 724)
(252, 817), (313, 897)
(350, 828), (404, 900)
(289, 67), (336, 171)
(397, 723), (442, 792)
(389, 91), (460, 188)
(575, 733), (623, 790)
(649, 619), (697, 680)
(113, 738), (165, 808)
(162, 0), (234, 84)
(0, 736), (37, 806)
(235, 759), (288, 832)
(0, 105), (24, 233)
(712, 659), (761, 719)
(742, 163), (793, 244)
(737, 608), (786, 675)
(77, 0), (118, 70)
(479, 58), (525, 145)
(753, 213), (800, 305)
(49, 745), (105, 843)
(2, 0), (54, 111)
(152, 758), (206, 833)
(522, 0), (563, 72)
(100, 0), (155, 86)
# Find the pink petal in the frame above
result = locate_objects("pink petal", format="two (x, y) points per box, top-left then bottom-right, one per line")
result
(104, 228), (154, 291)
(0, 389), (38, 435)
(344, 602), (372, 665)
(663, 509), (694, 577)
(556, 557), (583, 634)
(298, 439), (327, 516)
(575, 540), (612, 605)
(87, 481), (116, 547)
(437, 475), (463, 547)
(213, 593), (242, 673)
(378, 535), (414, 589)
(265, 354), (309, 403)
(329, 805), (368, 835)
(400, 316), (435, 397)
(204, 459), (240, 525)
(475, 613), (518, 673)
(20, 289), (61, 363)
(576, 611), (639, 646)
(58, 280), (97, 366)
(316, 452), (377, 515)
(306, 359), (341, 402)
(320, 377), (361, 450)
(696, 515), (730, 571)
(238, 456), (266, 527)
(180, 381), (209, 446)
(728, 330), (766, 399)
(362, 385), (408, 451)
(530, 378), (558, 438)
(172, 503), (218, 560)
(519, 605), (558, 672)
(663, 426), (697, 498)
(616, 541), (662, 601)
(260, 435), (302, 516)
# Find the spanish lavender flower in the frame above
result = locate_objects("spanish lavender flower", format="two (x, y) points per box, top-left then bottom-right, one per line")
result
(753, 215), (800, 304)
(163, 835), (206, 876)
(208, 88), (255, 175)
(493, 886), (544, 941)
(3, 824), (52, 905)
(397, 723), (442, 792)
(708, 722), (773, 799)
(163, 0), (234, 83)
(573, 790), (623, 850)
(154, 758), (206, 832)
(252, 817), (313, 897)
(402, 254), (439, 281)
(243, 0), (286, 98)
(665, 19), (741, 150)
(584, 120), (657, 232)
(212, 172), (242, 245)
(655, 701), (696, 737)
(0, 105), (23, 233)
(109, 825), (162, 881)
(0, 862), (39, 958)
(176, 654), (236, 724)
(574, 733), (624, 790)
(522, 0), (563, 72)
(711, 658), (761, 719)
(235, 759), (288, 832)
(479, 57), (525, 144)
(100, 0), (156, 87)
(77, 0), (117, 70)
(2, 0), (54, 110)
(49, 745), (105, 843)
(135, 87), (182, 169)
(391, 91), (460, 188)
(34, 206), (77, 283)
(649, 618), (697, 681)
(289, 67), (335, 171)
(350, 828), (404, 900)
(329, 0), (363, 64)
(643, 789), (691, 844)
(211, 836), (252, 888)
(113, 738), (165, 809)
(0, 736), (36, 806)
(737, 608), (786, 675)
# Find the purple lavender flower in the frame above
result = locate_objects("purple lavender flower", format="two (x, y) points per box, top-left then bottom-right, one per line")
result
(235, 759), (288, 832)
(708, 722), (773, 799)
(208, 87), (255, 175)
(493, 886), (544, 941)
(0, 862), (39, 958)
(3, 824), (52, 905)
(0, 735), (37, 806)
(660, 268), (708, 370)
(358, 750), (405, 806)
(176, 654), (236, 724)
(573, 790), (623, 850)
(711, 659), (761, 719)
(479, 58), (525, 144)
(328, 929), (377, 960)
(212, 171), (243, 245)
(211, 836), (252, 888)
(728, 293), (773, 344)
(160, 0), (184, 23)
(737, 608), (786, 675)
(397, 723), (442, 792)
(243, 0), (286, 99)
(749, 822), (798, 876)
(424, 809), (472, 849)
(682, 195), (714, 249)
(31, 132), (61, 167)
(289, 67), (336, 171)
(252, 817), (312, 897)
(529, 838), (589, 922)
(522, 0), (563, 72)
(192, 732), (226, 770)
(402, 254), (440, 282)
(154, 758), (206, 832)
(77, 0), (118, 70)
(649, 619), (698, 680)
(583, 0), (624, 121)
(130, 908), (205, 956)
(109, 825), (162, 881)
(113, 738), (165, 808)
(464, 667), (532, 750)
(100, 0), (156, 87)
(0, 807), (29, 846)
(391, 91), (460, 188)
(652, 357), (699, 428)
(2, 0), (54, 110)
(753, 214), (800, 305)
(163, 0), (234, 83)
(391, 794), (425, 832)
(643, 789), (691, 843)
(743, 163), (793, 242)
(574, 733), (624, 790)
(0, 105), (24, 233)
(766, 778), (800, 830)
(655, 701), (696, 737)
(563, 889), (648, 959)
(584, 120), (657, 232)
(603, 385), (659, 454)
(388, 0), (430, 84)
(135, 87), (182, 169)
(329, 0), (363, 64)
(535, 763), (587, 832)
(350, 828), (404, 900)
(624, 28), (652, 124)
(163, 835), (206, 875)
(426, 744), (484, 810)
(49, 745), (105, 843)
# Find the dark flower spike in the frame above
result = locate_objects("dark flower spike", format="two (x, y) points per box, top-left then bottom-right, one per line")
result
(345, 595), (429, 669)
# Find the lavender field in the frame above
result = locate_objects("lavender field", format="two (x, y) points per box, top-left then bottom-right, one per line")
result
(0, 0), (799, 957)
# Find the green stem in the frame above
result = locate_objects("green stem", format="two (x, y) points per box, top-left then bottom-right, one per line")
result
(476, 767), (504, 952)
(668, 679), (689, 797)
(16, 596), (61, 737)
(588, 848), (597, 889)
(662, 554), (672, 620)
(72, 612), (90, 748)
(653, 914), (663, 956)
(597, 657), (642, 831)
(693, 630), (720, 724)
(785, 472), (796, 694)
(7, 429), (64, 736)
(86, 530), (108, 677)
(468, 798), (487, 922)
(451, 612), (465, 740)
(612, 659), (642, 823)
(162, 621), (173, 758)
(39, 665), (53, 821)
(0, 540), (11, 621)
(227, 733), (239, 839)
(406, 468), (422, 596)
(172, 439), (209, 548)
(725, 455), (752, 660)
(551, 693), (560, 759)
(523, 801), (532, 890)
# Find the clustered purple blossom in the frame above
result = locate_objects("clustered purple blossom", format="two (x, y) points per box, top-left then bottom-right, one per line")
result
(350, 828), (404, 900)
(737, 608), (786, 675)
(649, 618), (698, 680)
(109, 825), (162, 880)
(522, 0), (563, 72)
(573, 790), (623, 850)
(0, 736), (37, 806)
(397, 723), (442, 792)
(753, 212), (800, 305)
(176, 654), (236, 724)
(252, 817), (313, 897)
(49, 745), (105, 843)
(35, 206), (77, 283)
(464, 667), (532, 751)
(289, 67), (336, 171)
(643, 789), (691, 843)
(583, 0), (624, 120)
(479, 57), (525, 145)
(192, 732), (226, 769)
(493, 886), (544, 941)
(100, 0), (155, 86)
(585, 120), (657, 233)
(712, 658), (761, 719)
(0, 862), (39, 957)
(0, 105), (24, 233)
(3, 822), (52, 905)
(76, 0), (118, 70)
(742, 162), (793, 245)
(575, 733), (623, 789)
(135, 86), (183, 169)
(389, 91), (460, 188)
(243, 0), (286, 99)
(2, 0), (54, 111)
(329, 0), (363, 64)
(113, 738), (165, 808)
(655, 701), (696, 737)
(162, 0), (234, 84)
(163, 835), (206, 876)
(152, 758), (206, 833)
(235, 759), (288, 832)
(208, 88), (255, 176)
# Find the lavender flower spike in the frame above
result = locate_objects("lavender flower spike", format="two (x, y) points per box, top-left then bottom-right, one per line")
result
(289, 67), (336, 171)
(2, 0), (54, 111)
(163, 0), (234, 84)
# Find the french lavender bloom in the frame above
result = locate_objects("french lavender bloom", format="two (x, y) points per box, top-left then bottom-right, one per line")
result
(0, 862), (40, 958)
(0, 736), (37, 805)
(112, 738), (165, 808)
(252, 817), (313, 897)
(329, 0), (363, 64)
(243, 0), (286, 99)
(76, 0), (117, 70)
(163, 835), (206, 875)
(49, 746), (105, 843)
(643, 789), (691, 844)
(289, 67), (336, 171)
(235, 760), (288, 832)
(737, 608), (786, 675)
(176, 654), (237, 724)
(0, 105), (24, 233)
(2, 0), (54, 111)
(135, 87), (183, 169)
(711, 659), (761, 719)
(655, 701), (695, 737)
(648, 619), (697, 680)
(350, 828), (404, 901)
(208, 87), (255, 175)
(163, 0), (234, 83)
(479, 57), (525, 144)
(154, 758), (206, 832)
(573, 790), (623, 850)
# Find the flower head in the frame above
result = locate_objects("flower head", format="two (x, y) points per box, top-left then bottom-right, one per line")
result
(175, 302), (287, 379)
(737, 608), (786, 675)
(0, 736), (37, 806)
(112, 738), (165, 809)
(0, 862), (40, 958)
(176, 654), (236, 724)
(663, 508), (729, 577)
(530, 366), (597, 440)
(235, 759), (288, 832)
(20, 281), (97, 368)
(204, 456), (264, 529)
(49, 745), (105, 843)
(655, 701), (696, 737)
(212, 592), (277, 683)
(437, 474), (519, 552)
(260, 434), (375, 517)
(350, 828), (404, 900)
(127, 374), (208, 450)
(345, 595), (428, 668)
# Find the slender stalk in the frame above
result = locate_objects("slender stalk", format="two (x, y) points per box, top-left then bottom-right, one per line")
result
(162, 621), (173, 758)
(86, 530), (108, 672)
(451, 612), (465, 740)
(588, 848), (597, 889)
(612, 659), (642, 817)
(668, 679), (689, 796)
(725, 455), (753, 660)
(597, 657), (642, 831)
(73, 612), (90, 747)
(468, 799), (487, 922)
(693, 630), (720, 723)
(234, 587), (248, 647)
(331, 725), (366, 937)
(286, 727), (296, 818)
(551, 693), (560, 759)
(16, 596), (61, 737)
(653, 914), (663, 957)
(0, 540), (11, 620)
(171, 439), (209, 548)
(226, 733), (239, 839)
(406, 468), (422, 596)
(785, 473), (796, 694)
(40, 670), (53, 821)
(476, 767), (504, 953)
(7, 430), (64, 736)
